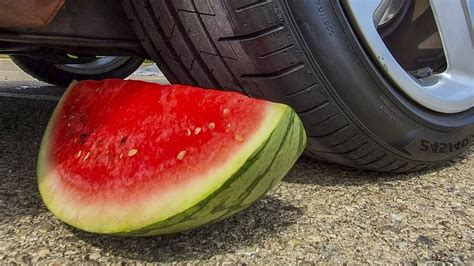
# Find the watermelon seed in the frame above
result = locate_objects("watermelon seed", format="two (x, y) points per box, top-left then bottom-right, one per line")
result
(194, 127), (202, 135)
(208, 122), (216, 130)
(223, 108), (231, 116)
(128, 149), (138, 157)
(75, 150), (82, 159)
(177, 150), (187, 160)
(119, 154), (123, 159)
(235, 134), (244, 142)
(186, 129), (192, 137)
(83, 152), (90, 161)
(80, 133), (88, 144)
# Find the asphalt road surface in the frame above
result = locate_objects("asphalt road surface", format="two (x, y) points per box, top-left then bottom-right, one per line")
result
(0, 61), (472, 264)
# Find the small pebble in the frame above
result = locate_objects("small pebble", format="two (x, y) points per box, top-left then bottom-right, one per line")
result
(36, 248), (50, 258)
(89, 252), (101, 260)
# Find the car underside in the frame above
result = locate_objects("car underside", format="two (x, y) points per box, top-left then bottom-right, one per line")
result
(0, 0), (146, 59)
(0, 0), (448, 74)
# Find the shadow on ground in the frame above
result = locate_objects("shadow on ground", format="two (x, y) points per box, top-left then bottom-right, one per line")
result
(73, 196), (302, 262)
(284, 152), (471, 187)
(0, 98), (56, 225)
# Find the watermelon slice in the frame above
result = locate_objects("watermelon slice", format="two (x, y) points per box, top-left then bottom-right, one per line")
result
(38, 80), (306, 236)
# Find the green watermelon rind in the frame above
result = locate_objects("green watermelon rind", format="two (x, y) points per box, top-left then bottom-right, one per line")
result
(37, 82), (306, 236)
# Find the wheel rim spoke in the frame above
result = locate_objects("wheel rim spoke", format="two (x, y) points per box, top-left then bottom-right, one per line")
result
(344, 0), (473, 113)
(430, 0), (474, 75)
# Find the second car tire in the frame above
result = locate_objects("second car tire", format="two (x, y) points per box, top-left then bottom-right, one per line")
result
(124, 0), (473, 173)
(10, 55), (144, 88)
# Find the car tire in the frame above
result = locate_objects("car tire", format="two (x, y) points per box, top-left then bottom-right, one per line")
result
(123, 0), (473, 173)
(10, 55), (144, 88)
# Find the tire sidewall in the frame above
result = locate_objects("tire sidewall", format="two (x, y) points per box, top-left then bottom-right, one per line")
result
(285, 0), (473, 161)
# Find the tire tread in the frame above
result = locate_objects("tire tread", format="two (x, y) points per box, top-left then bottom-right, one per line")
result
(123, 0), (456, 173)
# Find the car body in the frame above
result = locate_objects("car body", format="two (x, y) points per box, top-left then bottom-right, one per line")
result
(0, 0), (145, 58)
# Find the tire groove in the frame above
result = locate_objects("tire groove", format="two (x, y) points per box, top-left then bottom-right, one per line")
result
(137, 0), (197, 84)
(219, 25), (284, 42)
(353, 149), (377, 161)
(236, 0), (272, 12)
(331, 134), (359, 147)
(286, 82), (318, 98)
(339, 141), (368, 155)
(259, 44), (294, 58)
(390, 162), (409, 173)
(310, 124), (349, 138)
(314, 141), (369, 156)
(188, 0), (246, 93)
(311, 113), (340, 127)
(361, 154), (387, 166)
(161, 0), (220, 87)
(241, 62), (305, 80)
(404, 163), (423, 173)
(376, 159), (398, 171)
(298, 100), (329, 116)
(123, 0), (179, 82)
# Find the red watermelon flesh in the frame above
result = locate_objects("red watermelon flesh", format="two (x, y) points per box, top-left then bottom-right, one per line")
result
(38, 80), (306, 235)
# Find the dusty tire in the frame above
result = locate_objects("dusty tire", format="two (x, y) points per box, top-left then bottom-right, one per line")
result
(10, 55), (144, 88)
(124, 0), (473, 173)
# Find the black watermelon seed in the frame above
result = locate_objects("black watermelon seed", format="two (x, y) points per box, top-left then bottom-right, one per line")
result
(80, 133), (88, 145)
